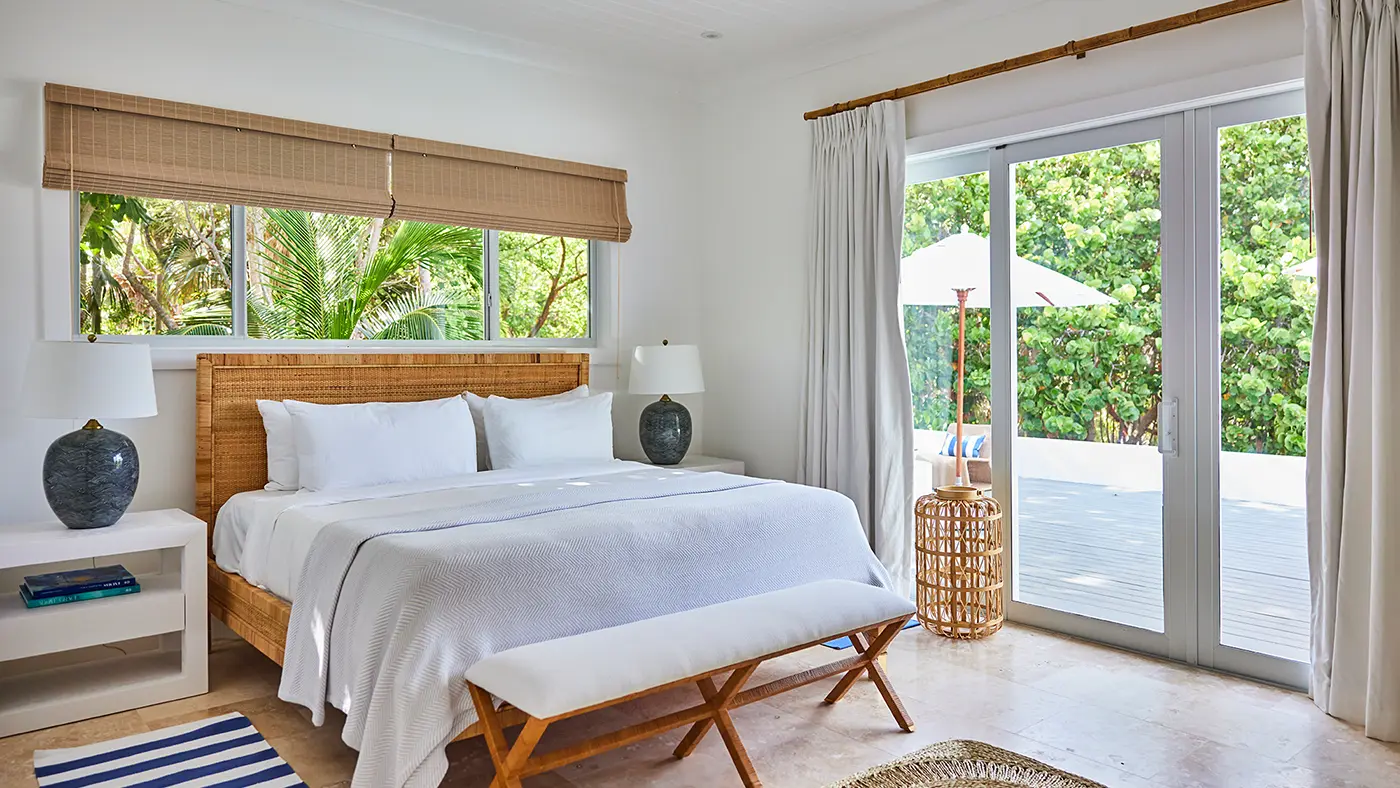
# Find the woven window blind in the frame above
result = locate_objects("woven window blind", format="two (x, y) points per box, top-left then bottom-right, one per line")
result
(43, 84), (394, 217)
(391, 136), (632, 242)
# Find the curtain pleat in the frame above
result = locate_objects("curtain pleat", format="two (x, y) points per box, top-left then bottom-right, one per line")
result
(1304, 0), (1400, 742)
(798, 101), (915, 594)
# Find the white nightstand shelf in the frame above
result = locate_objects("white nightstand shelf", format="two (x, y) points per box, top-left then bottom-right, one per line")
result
(0, 509), (208, 737)
(650, 455), (746, 475)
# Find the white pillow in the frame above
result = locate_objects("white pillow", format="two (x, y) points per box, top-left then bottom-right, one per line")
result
(463, 385), (588, 471)
(483, 392), (614, 470)
(256, 399), (299, 491)
(284, 396), (477, 491)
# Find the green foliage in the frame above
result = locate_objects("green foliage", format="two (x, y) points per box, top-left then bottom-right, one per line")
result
(76, 196), (594, 343)
(79, 194), (231, 336)
(497, 232), (590, 338)
(247, 210), (484, 340)
(1218, 119), (1314, 455)
(903, 116), (1314, 456)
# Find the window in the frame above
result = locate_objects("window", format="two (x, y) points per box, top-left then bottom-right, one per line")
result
(903, 170), (991, 434)
(77, 194), (233, 337)
(75, 192), (594, 344)
(495, 231), (591, 339)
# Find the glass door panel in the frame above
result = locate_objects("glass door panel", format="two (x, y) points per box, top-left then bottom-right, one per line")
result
(902, 164), (998, 504)
(1009, 139), (1167, 632)
(1215, 112), (1313, 665)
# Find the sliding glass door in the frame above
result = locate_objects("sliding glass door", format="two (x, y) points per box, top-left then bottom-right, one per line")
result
(903, 88), (1312, 686)
(1193, 92), (1311, 687)
(992, 118), (1186, 658)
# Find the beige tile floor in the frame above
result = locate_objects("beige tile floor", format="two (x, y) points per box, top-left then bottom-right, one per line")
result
(2, 625), (1397, 787)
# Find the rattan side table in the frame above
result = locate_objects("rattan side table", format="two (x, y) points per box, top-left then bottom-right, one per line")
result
(915, 485), (1004, 639)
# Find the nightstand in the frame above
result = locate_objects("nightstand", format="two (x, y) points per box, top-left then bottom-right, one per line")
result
(652, 455), (746, 475)
(0, 509), (208, 737)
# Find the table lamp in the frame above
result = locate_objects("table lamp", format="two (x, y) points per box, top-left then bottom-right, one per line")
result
(23, 338), (158, 529)
(629, 341), (704, 465)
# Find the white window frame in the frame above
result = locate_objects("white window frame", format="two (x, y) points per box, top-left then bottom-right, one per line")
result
(64, 193), (604, 365)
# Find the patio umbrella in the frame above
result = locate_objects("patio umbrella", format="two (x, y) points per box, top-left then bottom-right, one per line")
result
(1283, 257), (1317, 278)
(901, 232), (1115, 484)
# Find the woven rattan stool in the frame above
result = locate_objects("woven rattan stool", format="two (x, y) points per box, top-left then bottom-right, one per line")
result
(915, 485), (1004, 639)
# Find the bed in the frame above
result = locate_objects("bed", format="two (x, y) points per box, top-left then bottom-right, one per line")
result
(198, 352), (590, 677)
(196, 352), (892, 788)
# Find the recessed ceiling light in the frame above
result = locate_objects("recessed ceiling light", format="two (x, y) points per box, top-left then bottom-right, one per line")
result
(700, 30), (723, 40)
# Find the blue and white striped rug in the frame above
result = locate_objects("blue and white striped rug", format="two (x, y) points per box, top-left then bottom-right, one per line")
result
(33, 712), (306, 787)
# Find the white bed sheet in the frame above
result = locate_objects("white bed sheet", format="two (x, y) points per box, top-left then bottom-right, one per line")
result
(212, 460), (656, 601)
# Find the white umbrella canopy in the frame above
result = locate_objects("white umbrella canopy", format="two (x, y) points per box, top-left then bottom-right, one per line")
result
(1284, 257), (1317, 278)
(901, 232), (1115, 308)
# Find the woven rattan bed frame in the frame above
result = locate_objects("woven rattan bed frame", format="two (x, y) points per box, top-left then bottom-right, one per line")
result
(196, 352), (589, 740)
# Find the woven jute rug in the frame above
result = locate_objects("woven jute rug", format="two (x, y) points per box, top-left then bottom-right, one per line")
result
(825, 740), (1107, 788)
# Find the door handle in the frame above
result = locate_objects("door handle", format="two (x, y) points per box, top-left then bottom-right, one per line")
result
(1159, 397), (1179, 457)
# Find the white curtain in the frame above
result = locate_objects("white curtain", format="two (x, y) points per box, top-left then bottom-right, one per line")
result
(798, 101), (915, 596)
(1304, 0), (1400, 741)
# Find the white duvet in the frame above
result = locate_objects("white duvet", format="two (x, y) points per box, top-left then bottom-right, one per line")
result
(217, 462), (891, 788)
(213, 461), (658, 601)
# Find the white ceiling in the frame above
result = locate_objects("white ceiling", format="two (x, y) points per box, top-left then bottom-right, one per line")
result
(225, 0), (962, 80)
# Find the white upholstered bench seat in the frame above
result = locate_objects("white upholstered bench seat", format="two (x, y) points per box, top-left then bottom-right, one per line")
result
(466, 579), (914, 720)
(464, 579), (917, 788)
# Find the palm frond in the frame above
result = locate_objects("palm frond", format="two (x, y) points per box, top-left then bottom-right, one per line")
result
(360, 222), (482, 305)
(244, 212), (485, 341)
(357, 289), (457, 340)
(247, 298), (298, 340)
(165, 323), (232, 336)
(253, 209), (333, 338)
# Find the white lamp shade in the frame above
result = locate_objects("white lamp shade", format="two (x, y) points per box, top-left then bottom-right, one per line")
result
(23, 341), (158, 420)
(629, 344), (704, 396)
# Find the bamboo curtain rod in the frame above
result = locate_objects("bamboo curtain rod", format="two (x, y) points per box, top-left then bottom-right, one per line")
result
(804, 0), (1292, 120)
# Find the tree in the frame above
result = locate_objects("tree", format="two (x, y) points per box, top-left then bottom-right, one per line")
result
(903, 116), (1314, 456)
(78, 193), (151, 336)
(246, 209), (484, 340)
(77, 195), (592, 342)
(497, 233), (590, 338)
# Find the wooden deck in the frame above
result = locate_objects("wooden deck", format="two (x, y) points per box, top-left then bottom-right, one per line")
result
(1014, 477), (1309, 663)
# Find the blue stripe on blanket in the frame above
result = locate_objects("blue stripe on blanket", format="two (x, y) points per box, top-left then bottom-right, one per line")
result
(821, 617), (920, 649)
(33, 712), (305, 788)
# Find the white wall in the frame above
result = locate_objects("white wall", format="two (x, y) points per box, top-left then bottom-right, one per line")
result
(696, 0), (1305, 482)
(0, 0), (1314, 524)
(0, 0), (704, 525)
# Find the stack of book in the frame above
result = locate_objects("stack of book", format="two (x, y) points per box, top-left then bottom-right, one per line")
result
(19, 565), (140, 608)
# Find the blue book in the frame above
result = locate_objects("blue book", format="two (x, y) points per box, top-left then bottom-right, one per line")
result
(22, 565), (136, 599)
(19, 583), (140, 608)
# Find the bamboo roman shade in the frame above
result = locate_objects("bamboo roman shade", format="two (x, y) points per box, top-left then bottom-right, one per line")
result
(44, 84), (393, 217)
(391, 136), (632, 242)
(43, 84), (632, 241)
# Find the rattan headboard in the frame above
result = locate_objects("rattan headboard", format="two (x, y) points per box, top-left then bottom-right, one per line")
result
(194, 352), (590, 533)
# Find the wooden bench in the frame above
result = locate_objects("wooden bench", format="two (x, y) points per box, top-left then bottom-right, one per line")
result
(464, 579), (917, 787)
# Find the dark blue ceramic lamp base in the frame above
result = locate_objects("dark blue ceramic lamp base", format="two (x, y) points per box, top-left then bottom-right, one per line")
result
(42, 422), (139, 529)
(639, 396), (692, 465)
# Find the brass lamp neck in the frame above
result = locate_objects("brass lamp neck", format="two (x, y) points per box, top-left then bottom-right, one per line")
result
(659, 394), (672, 402)
(82, 419), (103, 430)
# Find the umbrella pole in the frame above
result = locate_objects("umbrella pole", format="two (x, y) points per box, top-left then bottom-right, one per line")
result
(954, 288), (971, 485)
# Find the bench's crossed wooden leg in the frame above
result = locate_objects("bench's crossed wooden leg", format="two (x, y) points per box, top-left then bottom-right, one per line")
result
(823, 617), (915, 732)
(470, 683), (550, 788)
(673, 664), (762, 787)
